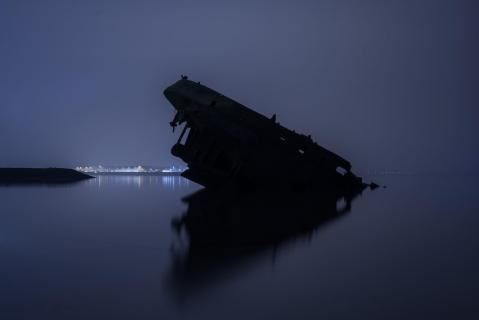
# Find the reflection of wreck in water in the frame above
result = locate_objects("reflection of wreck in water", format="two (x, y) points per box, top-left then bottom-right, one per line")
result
(167, 185), (365, 298)
(164, 76), (370, 191)
(163, 76), (375, 298)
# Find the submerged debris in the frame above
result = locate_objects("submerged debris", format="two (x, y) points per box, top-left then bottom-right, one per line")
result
(370, 182), (380, 190)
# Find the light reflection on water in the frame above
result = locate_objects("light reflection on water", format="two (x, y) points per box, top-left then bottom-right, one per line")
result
(84, 174), (191, 189)
(0, 174), (478, 320)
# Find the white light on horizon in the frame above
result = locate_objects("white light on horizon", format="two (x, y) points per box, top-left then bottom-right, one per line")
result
(75, 165), (185, 174)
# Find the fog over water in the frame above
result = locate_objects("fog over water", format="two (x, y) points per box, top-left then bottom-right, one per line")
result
(1, 0), (478, 173)
(1, 2), (478, 319)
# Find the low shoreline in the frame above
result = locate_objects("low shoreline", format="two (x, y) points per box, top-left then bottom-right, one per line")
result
(0, 168), (94, 184)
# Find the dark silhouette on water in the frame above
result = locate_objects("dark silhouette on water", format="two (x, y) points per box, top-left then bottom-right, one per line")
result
(0, 168), (93, 185)
(163, 76), (376, 298)
(164, 76), (373, 191)
(167, 184), (365, 299)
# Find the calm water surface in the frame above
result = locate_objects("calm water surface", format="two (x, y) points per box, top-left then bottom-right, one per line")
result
(1, 174), (478, 320)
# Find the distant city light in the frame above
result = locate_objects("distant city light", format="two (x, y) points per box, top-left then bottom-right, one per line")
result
(75, 165), (185, 174)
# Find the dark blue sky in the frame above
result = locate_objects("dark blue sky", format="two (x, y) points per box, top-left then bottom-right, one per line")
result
(1, 0), (478, 173)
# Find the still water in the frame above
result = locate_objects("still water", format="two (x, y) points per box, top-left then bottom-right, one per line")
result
(0, 174), (478, 320)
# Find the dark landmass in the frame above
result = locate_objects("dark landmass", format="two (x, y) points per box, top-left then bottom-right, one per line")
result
(0, 168), (94, 184)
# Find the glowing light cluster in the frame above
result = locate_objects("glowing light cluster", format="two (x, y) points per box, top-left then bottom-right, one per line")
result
(75, 165), (184, 174)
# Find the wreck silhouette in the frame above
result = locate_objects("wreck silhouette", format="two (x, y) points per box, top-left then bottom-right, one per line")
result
(164, 76), (369, 192)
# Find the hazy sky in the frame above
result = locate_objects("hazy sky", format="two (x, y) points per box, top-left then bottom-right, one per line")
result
(0, 0), (478, 173)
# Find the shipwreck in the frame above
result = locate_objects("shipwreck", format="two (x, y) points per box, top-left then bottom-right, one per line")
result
(164, 76), (368, 193)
